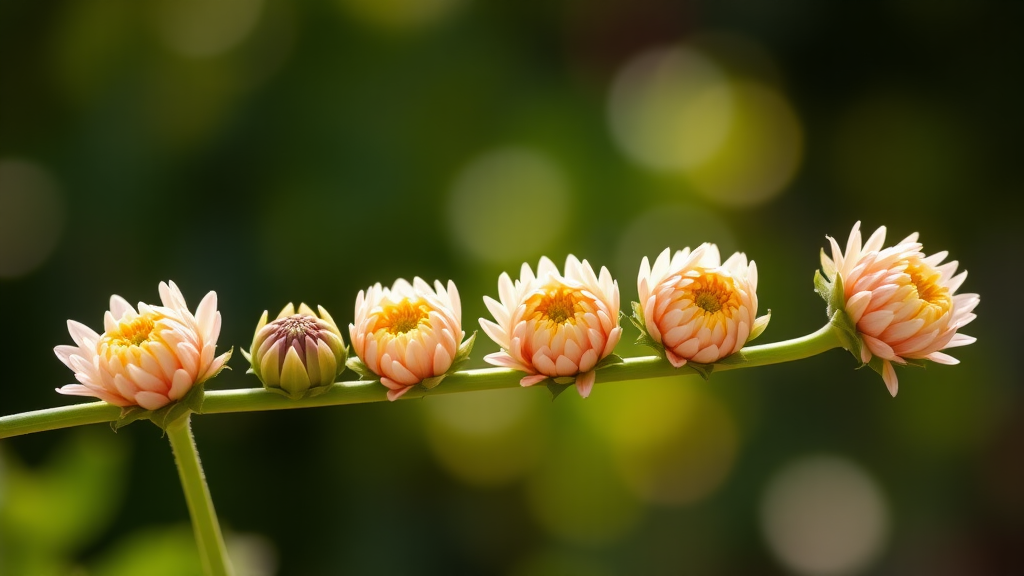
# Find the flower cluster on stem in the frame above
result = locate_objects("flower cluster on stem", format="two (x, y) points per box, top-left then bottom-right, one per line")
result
(17, 221), (979, 576)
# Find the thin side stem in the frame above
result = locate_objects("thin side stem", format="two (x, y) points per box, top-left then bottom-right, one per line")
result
(0, 323), (844, 439)
(166, 414), (234, 576)
(717, 321), (843, 368)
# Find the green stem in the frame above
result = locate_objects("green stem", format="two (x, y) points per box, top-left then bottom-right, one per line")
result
(166, 414), (234, 576)
(717, 321), (842, 368)
(0, 323), (843, 439)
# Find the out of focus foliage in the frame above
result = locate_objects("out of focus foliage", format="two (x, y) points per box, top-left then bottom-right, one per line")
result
(2, 0), (1022, 574)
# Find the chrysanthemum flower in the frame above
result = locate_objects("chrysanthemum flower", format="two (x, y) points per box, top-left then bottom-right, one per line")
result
(637, 244), (770, 367)
(54, 281), (232, 410)
(349, 278), (465, 401)
(480, 255), (622, 398)
(242, 303), (347, 399)
(820, 221), (979, 396)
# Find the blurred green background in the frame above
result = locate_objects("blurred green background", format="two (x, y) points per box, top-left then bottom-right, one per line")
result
(1, 0), (1021, 574)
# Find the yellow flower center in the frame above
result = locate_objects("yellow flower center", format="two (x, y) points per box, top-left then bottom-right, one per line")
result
(906, 261), (952, 314)
(106, 314), (157, 348)
(695, 289), (723, 313)
(685, 273), (739, 318)
(377, 299), (430, 334)
(526, 285), (582, 325)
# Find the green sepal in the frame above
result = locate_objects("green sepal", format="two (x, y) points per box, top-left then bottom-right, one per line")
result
(625, 304), (666, 358)
(546, 381), (571, 401)
(902, 357), (928, 369)
(257, 345), (350, 400)
(345, 356), (380, 382)
(830, 308), (864, 363)
(594, 353), (624, 371)
(827, 271), (847, 320)
(419, 375), (444, 390)
(305, 385), (335, 398)
(150, 383), (206, 430)
(112, 406), (149, 431)
(687, 361), (714, 381)
(863, 356), (924, 380)
(263, 386), (299, 400)
(111, 381), (207, 433)
(813, 269), (832, 306)
(240, 346), (258, 376)
(448, 331), (477, 373)
(865, 355), (886, 378)
(814, 270), (865, 365)
(515, 375), (573, 401)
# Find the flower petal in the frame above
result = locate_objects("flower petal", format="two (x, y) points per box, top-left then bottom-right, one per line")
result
(575, 370), (596, 398)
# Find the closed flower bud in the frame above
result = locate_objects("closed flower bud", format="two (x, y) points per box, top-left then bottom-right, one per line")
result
(242, 303), (347, 399)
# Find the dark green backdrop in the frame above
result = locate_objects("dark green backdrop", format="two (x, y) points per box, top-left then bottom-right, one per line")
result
(2, 1), (1021, 574)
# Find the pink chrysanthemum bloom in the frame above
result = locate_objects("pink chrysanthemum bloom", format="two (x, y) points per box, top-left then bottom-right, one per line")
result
(480, 255), (622, 398)
(637, 244), (770, 367)
(821, 221), (979, 396)
(54, 281), (232, 410)
(349, 278), (465, 401)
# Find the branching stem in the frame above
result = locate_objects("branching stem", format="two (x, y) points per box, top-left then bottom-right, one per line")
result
(166, 414), (234, 576)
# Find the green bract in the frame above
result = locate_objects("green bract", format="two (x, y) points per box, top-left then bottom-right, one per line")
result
(814, 260), (868, 368)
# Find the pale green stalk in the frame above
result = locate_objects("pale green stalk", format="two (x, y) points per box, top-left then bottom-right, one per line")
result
(0, 323), (842, 439)
(166, 414), (235, 576)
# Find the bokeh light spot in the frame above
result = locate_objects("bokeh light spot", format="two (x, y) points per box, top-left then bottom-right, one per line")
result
(609, 44), (803, 208)
(0, 159), (66, 279)
(526, 434), (642, 545)
(426, 386), (531, 436)
(761, 455), (890, 576)
(226, 532), (279, 576)
(686, 80), (803, 207)
(583, 378), (740, 505)
(447, 147), (570, 265)
(2, 430), (128, 553)
(425, 389), (543, 487)
(609, 46), (733, 171)
(155, 0), (264, 58)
